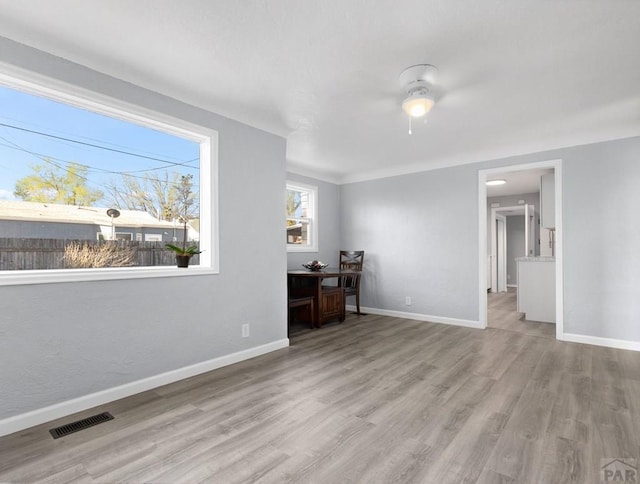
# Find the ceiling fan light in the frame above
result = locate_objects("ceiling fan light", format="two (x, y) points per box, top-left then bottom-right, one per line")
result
(402, 92), (434, 118)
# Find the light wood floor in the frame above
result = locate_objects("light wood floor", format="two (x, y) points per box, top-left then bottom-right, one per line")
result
(1, 313), (639, 483)
(487, 288), (556, 339)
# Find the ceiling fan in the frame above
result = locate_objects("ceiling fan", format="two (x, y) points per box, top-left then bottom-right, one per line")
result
(399, 64), (438, 134)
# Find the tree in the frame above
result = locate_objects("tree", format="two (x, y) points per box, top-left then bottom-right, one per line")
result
(14, 161), (103, 205)
(286, 189), (301, 227)
(165, 174), (199, 254)
(174, 174), (198, 223)
(106, 171), (199, 222)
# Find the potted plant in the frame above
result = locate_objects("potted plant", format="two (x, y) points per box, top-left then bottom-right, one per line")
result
(165, 174), (201, 267)
(166, 243), (201, 268)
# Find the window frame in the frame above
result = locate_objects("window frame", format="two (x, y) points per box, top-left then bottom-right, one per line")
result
(286, 181), (318, 253)
(0, 64), (219, 286)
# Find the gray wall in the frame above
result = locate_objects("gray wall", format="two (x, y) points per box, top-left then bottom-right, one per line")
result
(0, 38), (287, 420)
(286, 172), (341, 269)
(341, 136), (640, 343)
(506, 216), (525, 285)
(563, 138), (640, 341)
(0, 220), (97, 240)
(340, 164), (478, 321)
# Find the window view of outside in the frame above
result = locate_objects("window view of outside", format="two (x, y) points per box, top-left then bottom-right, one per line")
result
(0, 84), (200, 271)
(286, 185), (311, 246)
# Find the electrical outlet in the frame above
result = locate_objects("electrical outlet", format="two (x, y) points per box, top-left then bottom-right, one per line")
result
(405, 296), (412, 306)
(242, 324), (250, 338)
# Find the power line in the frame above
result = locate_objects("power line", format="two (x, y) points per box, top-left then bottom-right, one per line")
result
(0, 114), (196, 163)
(122, 158), (198, 174)
(0, 140), (196, 185)
(0, 141), (197, 176)
(0, 135), (98, 188)
(0, 121), (199, 168)
(0, 136), (198, 190)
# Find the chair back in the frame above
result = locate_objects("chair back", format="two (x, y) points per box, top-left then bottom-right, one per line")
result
(339, 250), (364, 271)
(340, 271), (361, 290)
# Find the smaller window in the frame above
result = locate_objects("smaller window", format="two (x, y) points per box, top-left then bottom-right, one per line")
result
(144, 233), (162, 242)
(286, 181), (318, 252)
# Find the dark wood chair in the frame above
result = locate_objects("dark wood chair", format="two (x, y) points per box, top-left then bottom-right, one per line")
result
(339, 250), (364, 315)
(340, 250), (364, 271)
(288, 296), (315, 335)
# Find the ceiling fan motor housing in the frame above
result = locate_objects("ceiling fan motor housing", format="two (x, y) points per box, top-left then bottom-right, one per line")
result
(400, 64), (438, 119)
(399, 64), (438, 95)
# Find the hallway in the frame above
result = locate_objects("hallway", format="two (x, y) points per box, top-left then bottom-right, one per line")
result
(488, 288), (555, 339)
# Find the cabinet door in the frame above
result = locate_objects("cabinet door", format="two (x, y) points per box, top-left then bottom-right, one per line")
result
(540, 227), (554, 257)
(517, 260), (556, 323)
(541, 173), (555, 229)
(321, 288), (343, 323)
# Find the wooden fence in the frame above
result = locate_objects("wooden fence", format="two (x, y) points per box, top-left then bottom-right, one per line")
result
(0, 238), (199, 271)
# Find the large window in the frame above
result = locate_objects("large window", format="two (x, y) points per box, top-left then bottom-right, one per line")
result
(286, 181), (318, 252)
(0, 69), (218, 285)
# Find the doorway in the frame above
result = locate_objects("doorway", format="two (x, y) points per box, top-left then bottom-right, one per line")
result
(490, 204), (536, 293)
(495, 214), (506, 293)
(478, 160), (563, 340)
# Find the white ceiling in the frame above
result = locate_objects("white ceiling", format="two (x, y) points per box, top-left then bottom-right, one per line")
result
(0, 0), (638, 184)
(486, 168), (553, 197)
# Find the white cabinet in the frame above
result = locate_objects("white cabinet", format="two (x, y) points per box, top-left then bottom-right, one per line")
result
(540, 227), (554, 257)
(517, 258), (555, 323)
(540, 173), (555, 229)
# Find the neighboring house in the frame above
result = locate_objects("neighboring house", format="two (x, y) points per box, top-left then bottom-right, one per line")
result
(187, 218), (200, 242)
(0, 200), (193, 243)
(286, 222), (304, 244)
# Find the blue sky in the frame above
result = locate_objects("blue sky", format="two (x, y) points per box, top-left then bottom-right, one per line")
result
(0, 84), (199, 203)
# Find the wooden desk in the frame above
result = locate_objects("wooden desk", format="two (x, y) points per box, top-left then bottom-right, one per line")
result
(288, 269), (360, 326)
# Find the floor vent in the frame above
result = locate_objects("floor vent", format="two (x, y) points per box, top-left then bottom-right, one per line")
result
(49, 412), (114, 439)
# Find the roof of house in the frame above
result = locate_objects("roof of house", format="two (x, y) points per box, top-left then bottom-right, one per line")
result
(0, 200), (178, 229)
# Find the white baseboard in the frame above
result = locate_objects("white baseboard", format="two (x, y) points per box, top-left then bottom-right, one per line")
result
(507, 284), (518, 288)
(346, 305), (482, 329)
(560, 333), (640, 352)
(0, 338), (290, 438)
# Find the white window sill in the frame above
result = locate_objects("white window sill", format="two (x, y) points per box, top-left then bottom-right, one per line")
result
(0, 266), (219, 286)
(287, 247), (319, 253)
